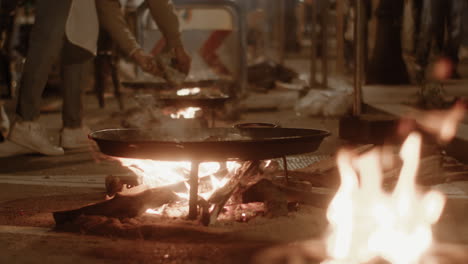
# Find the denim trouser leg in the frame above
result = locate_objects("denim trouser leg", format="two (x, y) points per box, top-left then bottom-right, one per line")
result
(402, 0), (423, 83)
(445, 0), (464, 65)
(416, 0), (463, 68)
(416, 0), (444, 68)
(61, 41), (93, 128)
(15, 0), (72, 121)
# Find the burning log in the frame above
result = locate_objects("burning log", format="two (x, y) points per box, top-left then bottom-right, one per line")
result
(242, 179), (288, 217)
(53, 187), (179, 226)
(204, 161), (261, 225)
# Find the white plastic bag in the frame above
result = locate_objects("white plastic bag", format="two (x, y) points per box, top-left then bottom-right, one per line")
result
(295, 89), (352, 117)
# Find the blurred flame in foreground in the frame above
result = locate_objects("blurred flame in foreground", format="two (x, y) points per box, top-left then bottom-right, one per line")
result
(409, 101), (466, 142)
(170, 107), (201, 119)
(323, 134), (445, 264)
(323, 103), (465, 264)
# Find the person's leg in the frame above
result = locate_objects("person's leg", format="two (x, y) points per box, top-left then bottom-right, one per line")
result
(8, 0), (71, 156)
(416, 0), (444, 72)
(445, 0), (464, 72)
(402, 0), (423, 83)
(15, 0), (71, 121)
(60, 40), (93, 149)
(61, 41), (93, 129)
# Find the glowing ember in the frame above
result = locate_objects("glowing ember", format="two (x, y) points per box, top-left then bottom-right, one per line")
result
(177, 87), (201, 96)
(323, 133), (446, 264)
(170, 107), (201, 119)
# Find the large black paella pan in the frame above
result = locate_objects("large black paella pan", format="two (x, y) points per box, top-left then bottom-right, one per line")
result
(89, 128), (330, 161)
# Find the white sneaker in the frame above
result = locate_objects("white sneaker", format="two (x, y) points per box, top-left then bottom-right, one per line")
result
(61, 127), (91, 149)
(0, 105), (9, 137)
(0, 140), (35, 158)
(8, 121), (64, 156)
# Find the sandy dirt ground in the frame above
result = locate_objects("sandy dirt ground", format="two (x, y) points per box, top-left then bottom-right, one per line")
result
(1, 76), (467, 263)
(0, 89), (341, 263)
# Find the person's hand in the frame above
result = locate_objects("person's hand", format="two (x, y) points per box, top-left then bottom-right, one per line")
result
(131, 49), (161, 76)
(173, 46), (192, 75)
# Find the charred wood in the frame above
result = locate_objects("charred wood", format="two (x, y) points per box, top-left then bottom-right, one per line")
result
(242, 179), (288, 217)
(206, 161), (260, 225)
(53, 187), (179, 226)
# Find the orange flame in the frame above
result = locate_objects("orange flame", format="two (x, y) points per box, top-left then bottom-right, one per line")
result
(409, 101), (466, 142)
(170, 107), (201, 119)
(117, 158), (241, 214)
(323, 133), (446, 264)
(177, 87), (201, 96)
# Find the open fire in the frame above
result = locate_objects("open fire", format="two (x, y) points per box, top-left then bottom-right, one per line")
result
(323, 133), (445, 264)
(176, 87), (201, 96)
(169, 107), (202, 119)
(322, 103), (466, 264)
(166, 87), (203, 119)
(117, 158), (241, 216)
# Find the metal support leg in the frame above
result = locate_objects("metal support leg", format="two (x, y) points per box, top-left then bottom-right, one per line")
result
(282, 156), (289, 184)
(353, 0), (365, 116)
(278, 0), (286, 64)
(309, 0), (317, 88)
(321, 0), (329, 88)
(211, 108), (216, 128)
(335, 0), (345, 74)
(188, 161), (200, 220)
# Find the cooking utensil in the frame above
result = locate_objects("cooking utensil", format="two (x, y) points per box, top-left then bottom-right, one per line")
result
(155, 93), (231, 108)
(121, 80), (233, 90)
(234, 123), (279, 128)
(89, 128), (330, 161)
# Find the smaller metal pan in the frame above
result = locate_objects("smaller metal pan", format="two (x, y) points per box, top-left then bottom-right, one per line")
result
(155, 94), (231, 108)
(121, 80), (233, 90)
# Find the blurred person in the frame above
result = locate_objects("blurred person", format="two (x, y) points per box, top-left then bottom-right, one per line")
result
(0, 0), (190, 157)
(284, 0), (301, 52)
(97, 0), (191, 75)
(367, 0), (409, 84)
(415, 0), (465, 81)
(401, 0), (423, 84)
